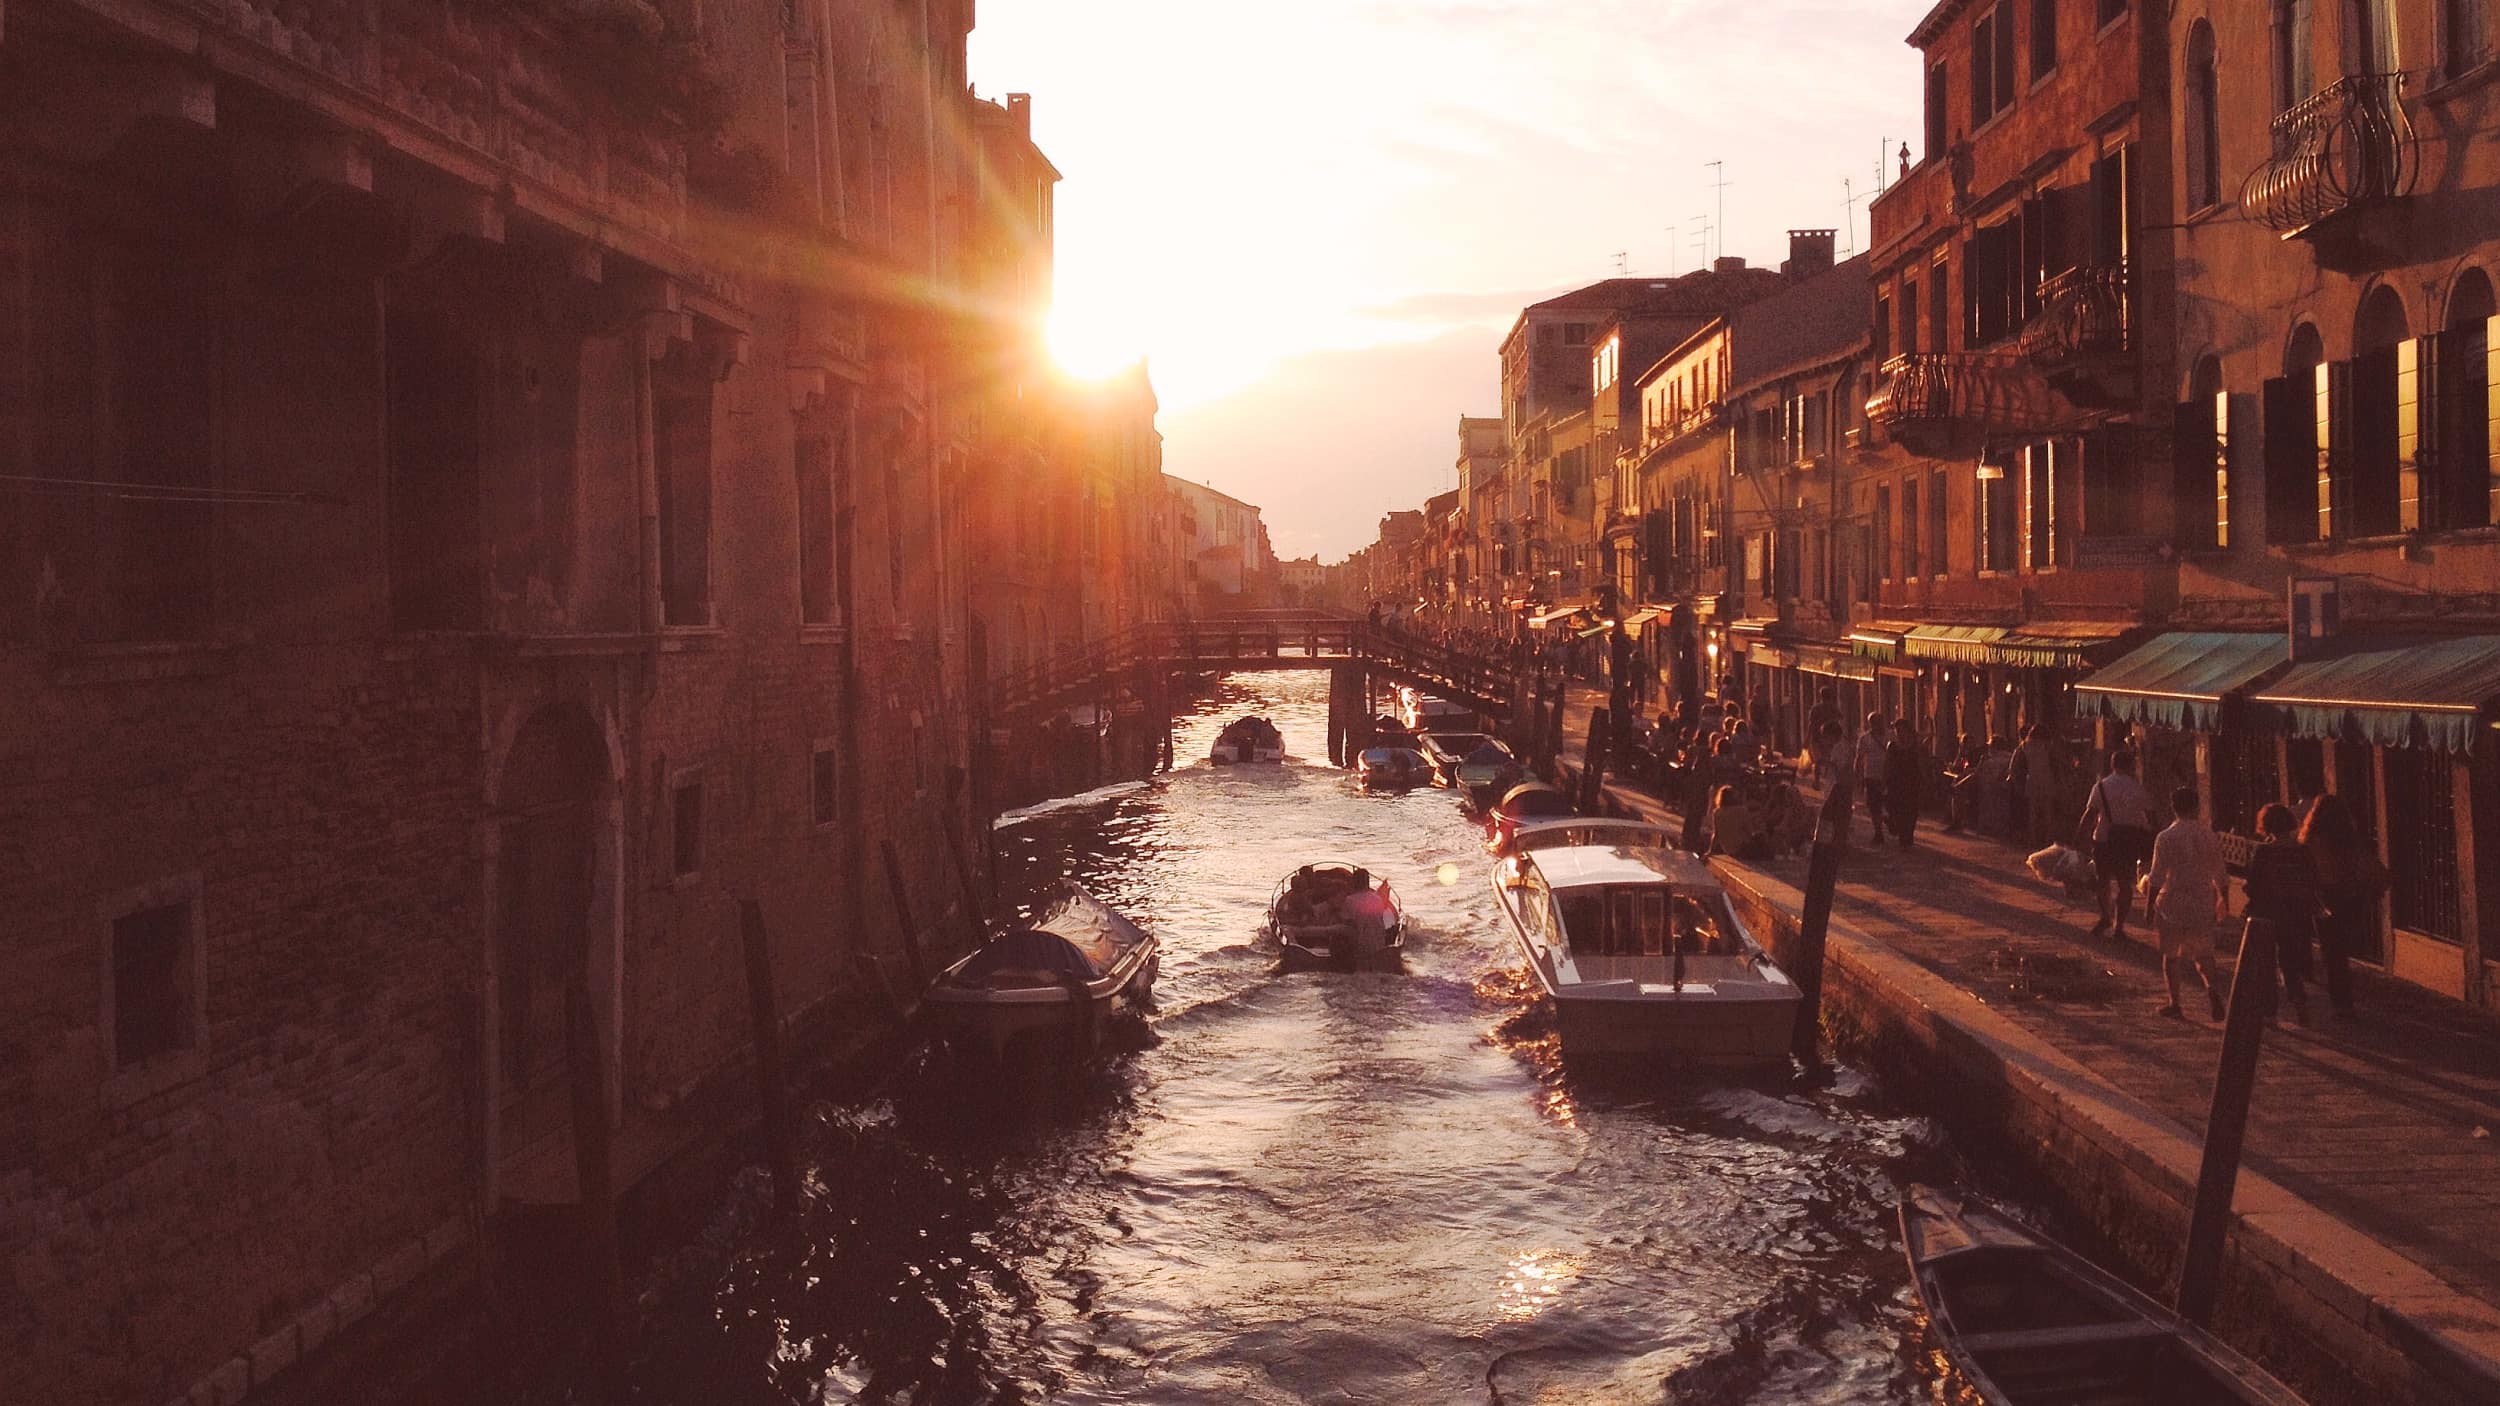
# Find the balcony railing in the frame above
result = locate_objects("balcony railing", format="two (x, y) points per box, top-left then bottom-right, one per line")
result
(1864, 352), (2049, 436)
(2241, 74), (2418, 237)
(2020, 263), (2131, 367)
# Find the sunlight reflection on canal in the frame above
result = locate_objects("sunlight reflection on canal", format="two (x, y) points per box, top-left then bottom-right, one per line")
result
(573, 670), (1960, 1404)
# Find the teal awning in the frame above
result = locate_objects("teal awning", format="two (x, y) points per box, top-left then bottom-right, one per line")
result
(2250, 634), (2500, 752)
(2075, 632), (2288, 731)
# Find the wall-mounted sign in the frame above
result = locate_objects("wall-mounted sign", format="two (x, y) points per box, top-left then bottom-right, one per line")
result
(2289, 576), (2339, 660)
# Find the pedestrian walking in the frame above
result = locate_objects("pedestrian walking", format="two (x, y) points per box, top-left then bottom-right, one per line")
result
(1807, 687), (1842, 782)
(2012, 723), (2061, 846)
(2298, 793), (2384, 1020)
(1853, 712), (1891, 844)
(2242, 802), (2325, 1025)
(2143, 786), (2229, 1021)
(2077, 748), (2157, 942)
(1882, 719), (1926, 848)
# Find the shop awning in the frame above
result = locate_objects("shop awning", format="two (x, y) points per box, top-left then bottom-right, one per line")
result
(1996, 621), (2137, 669)
(1576, 622), (1613, 639)
(1620, 607), (1662, 639)
(2249, 634), (2500, 752)
(1750, 644), (1797, 670)
(1799, 646), (1880, 681)
(1902, 624), (2011, 665)
(1728, 617), (1778, 640)
(1849, 621), (1920, 661)
(2075, 632), (2289, 731)
(1528, 604), (1591, 628)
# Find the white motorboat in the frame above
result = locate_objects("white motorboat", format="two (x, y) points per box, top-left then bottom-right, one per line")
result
(1489, 819), (1799, 1063)
(1266, 862), (1404, 971)
(1355, 746), (1434, 789)
(1210, 716), (1285, 764)
(1486, 780), (1576, 853)
(924, 882), (1160, 1057)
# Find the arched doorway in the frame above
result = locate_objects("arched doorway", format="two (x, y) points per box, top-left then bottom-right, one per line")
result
(491, 704), (613, 1178)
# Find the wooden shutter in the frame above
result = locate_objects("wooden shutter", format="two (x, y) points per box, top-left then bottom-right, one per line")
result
(2397, 337), (2431, 531)
(2488, 315), (2500, 526)
(1995, 6), (2017, 112)
(2175, 397), (2219, 549)
(2264, 375), (2316, 544)
(2316, 359), (2354, 540)
(2215, 389), (2234, 550)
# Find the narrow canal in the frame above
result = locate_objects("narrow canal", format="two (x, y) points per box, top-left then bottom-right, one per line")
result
(589, 671), (1961, 1404)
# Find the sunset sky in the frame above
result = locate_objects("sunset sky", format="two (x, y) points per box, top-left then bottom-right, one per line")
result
(969, 2), (1925, 561)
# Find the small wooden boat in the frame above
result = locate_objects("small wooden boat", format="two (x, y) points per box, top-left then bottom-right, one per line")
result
(1490, 819), (1799, 1062)
(924, 883), (1160, 1057)
(1266, 862), (1404, 971)
(1487, 780), (1576, 854)
(1400, 692), (1478, 735)
(1900, 1185), (2309, 1406)
(1364, 714), (1421, 750)
(1210, 716), (1284, 764)
(1355, 746), (1434, 789)
(1425, 734), (1523, 803)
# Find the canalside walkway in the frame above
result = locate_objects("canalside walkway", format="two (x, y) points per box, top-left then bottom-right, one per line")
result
(1543, 684), (2500, 1394)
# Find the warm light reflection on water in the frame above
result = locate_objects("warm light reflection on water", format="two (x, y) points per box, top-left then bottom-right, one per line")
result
(503, 672), (1956, 1405)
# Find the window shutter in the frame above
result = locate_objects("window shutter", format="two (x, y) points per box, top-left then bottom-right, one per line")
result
(2316, 359), (2354, 540)
(2215, 388), (2234, 549)
(2488, 315), (2500, 526)
(1996, 6), (2018, 111)
(2175, 397), (2220, 549)
(2264, 375), (2317, 544)
(2397, 336), (2432, 531)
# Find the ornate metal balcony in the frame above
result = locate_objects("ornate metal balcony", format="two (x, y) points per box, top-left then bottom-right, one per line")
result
(2020, 264), (2131, 367)
(1864, 352), (2057, 449)
(2241, 74), (2418, 237)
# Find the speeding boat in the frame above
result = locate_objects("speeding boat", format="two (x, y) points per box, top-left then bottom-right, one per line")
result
(1486, 780), (1575, 854)
(1900, 1186), (2308, 1405)
(1355, 746), (1434, 789)
(1490, 818), (1799, 1062)
(924, 883), (1160, 1057)
(1210, 716), (1285, 764)
(1266, 862), (1404, 971)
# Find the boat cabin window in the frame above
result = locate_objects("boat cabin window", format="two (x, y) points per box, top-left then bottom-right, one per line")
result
(1555, 886), (1739, 956)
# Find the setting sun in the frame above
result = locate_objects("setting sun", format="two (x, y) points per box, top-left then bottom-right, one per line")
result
(1045, 298), (1145, 381)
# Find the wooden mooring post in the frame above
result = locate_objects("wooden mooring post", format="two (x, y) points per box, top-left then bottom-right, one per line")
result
(1789, 776), (1853, 1063)
(2177, 919), (2279, 1325)
(1576, 707), (1611, 813)
(737, 899), (802, 1215)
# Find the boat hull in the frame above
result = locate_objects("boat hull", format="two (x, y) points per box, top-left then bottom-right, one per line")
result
(1548, 986), (1797, 1061)
(924, 946), (1158, 1059)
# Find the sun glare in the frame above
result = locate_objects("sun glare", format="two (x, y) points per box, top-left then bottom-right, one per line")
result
(1047, 301), (1144, 382)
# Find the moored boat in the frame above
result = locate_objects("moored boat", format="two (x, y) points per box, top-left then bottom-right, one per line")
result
(1900, 1185), (2309, 1406)
(1489, 819), (1799, 1062)
(1423, 733), (1523, 803)
(924, 883), (1160, 1058)
(1355, 746), (1434, 789)
(1486, 780), (1575, 853)
(1266, 862), (1404, 970)
(1210, 715), (1285, 764)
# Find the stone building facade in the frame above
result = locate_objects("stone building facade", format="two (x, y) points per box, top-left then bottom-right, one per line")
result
(0, 1), (1137, 1401)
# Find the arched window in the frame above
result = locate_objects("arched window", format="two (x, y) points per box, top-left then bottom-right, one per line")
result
(2266, 323), (2327, 545)
(2350, 285), (2411, 535)
(2185, 21), (2222, 210)
(2273, 0), (2316, 113)
(2181, 354), (2232, 550)
(2436, 270), (2497, 529)
(2445, 0), (2493, 78)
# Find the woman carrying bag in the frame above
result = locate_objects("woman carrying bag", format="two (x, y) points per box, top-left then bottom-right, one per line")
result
(2242, 803), (2327, 1026)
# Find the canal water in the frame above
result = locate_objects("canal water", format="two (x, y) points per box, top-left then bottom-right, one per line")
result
(591, 671), (1961, 1404)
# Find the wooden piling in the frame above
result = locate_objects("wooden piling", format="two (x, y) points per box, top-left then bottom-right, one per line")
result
(737, 899), (802, 1215)
(1576, 707), (1611, 813)
(1790, 776), (1854, 1063)
(2178, 918), (2279, 1325)
(562, 980), (624, 1346)
(880, 837), (929, 988)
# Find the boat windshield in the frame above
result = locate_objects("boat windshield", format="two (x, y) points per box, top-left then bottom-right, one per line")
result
(1555, 886), (1740, 957)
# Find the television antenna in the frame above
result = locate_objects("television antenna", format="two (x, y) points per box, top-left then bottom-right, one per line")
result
(1842, 178), (1860, 256)
(1705, 160), (1732, 263)
(1612, 250), (1629, 275)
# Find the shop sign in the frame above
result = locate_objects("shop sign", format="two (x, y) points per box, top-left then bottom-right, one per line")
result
(2071, 534), (2171, 571)
(2289, 576), (2339, 660)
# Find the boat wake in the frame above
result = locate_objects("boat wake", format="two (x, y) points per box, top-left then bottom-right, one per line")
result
(992, 779), (1152, 828)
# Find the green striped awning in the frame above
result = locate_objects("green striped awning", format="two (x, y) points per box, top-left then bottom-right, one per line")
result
(2075, 632), (2288, 731)
(2250, 634), (2500, 752)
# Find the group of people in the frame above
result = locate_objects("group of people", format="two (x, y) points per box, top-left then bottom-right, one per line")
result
(2083, 749), (2382, 1026)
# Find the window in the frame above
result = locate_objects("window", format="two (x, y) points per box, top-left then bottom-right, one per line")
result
(1930, 259), (1953, 355)
(811, 745), (839, 827)
(1925, 62), (1950, 165)
(2432, 273), (2498, 529)
(1929, 468), (1950, 575)
(2025, 441), (2058, 569)
(1972, 5), (2017, 126)
(1562, 323), (1592, 345)
(2446, 0), (2493, 77)
(2266, 326), (2327, 543)
(2347, 0), (2395, 77)
(2184, 22), (2221, 211)
(1980, 458), (2019, 572)
(1875, 485), (1895, 583)
(37, 232), (216, 643)
(1896, 478), (1918, 579)
(1874, 293), (1893, 362)
(655, 348), (716, 627)
(797, 433), (839, 626)
(2386, 749), (2462, 943)
(2273, 1), (2316, 113)
(1966, 217), (2024, 347)
(672, 777), (705, 877)
(111, 898), (198, 1069)
(1902, 278), (1922, 354)
(2031, 0), (2059, 79)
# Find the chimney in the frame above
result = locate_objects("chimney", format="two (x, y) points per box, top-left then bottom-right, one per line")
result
(1783, 228), (1837, 278)
(1007, 92), (1033, 138)
(1712, 256), (1748, 274)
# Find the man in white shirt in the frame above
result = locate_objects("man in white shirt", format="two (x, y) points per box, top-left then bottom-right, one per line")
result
(2077, 748), (2157, 941)
(2142, 785), (2230, 1020)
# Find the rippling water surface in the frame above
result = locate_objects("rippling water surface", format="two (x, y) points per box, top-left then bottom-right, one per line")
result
(603, 672), (1954, 1404)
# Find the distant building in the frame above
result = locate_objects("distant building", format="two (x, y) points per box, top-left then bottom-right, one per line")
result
(1166, 477), (1275, 603)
